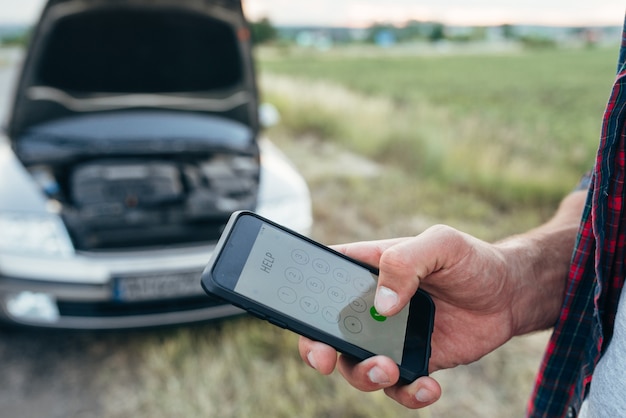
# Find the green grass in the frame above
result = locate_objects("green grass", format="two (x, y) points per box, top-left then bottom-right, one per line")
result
(258, 46), (617, 210)
(98, 318), (433, 418)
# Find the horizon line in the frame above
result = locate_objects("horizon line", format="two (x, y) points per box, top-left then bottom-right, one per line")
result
(0, 16), (621, 29)
(268, 20), (623, 29)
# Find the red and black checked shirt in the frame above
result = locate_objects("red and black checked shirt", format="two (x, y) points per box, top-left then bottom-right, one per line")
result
(527, 16), (626, 418)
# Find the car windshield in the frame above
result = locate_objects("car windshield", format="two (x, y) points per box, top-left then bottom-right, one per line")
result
(36, 8), (243, 93)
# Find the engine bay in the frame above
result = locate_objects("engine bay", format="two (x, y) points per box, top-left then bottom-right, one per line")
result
(27, 153), (259, 250)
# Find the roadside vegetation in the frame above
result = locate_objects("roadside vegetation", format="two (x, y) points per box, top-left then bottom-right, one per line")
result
(259, 46), (614, 213)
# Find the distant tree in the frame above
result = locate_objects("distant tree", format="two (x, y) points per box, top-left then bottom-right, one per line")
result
(1, 30), (31, 48)
(470, 26), (487, 41)
(399, 20), (428, 41)
(428, 23), (446, 42)
(500, 23), (516, 40)
(365, 23), (398, 44)
(250, 17), (277, 45)
(519, 35), (557, 49)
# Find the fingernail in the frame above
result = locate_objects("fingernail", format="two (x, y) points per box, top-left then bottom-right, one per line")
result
(367, 366), (390, 385)
(375, 286), (398, 315)
(307, 351), (318, 370)
(415, 388), (434, 403)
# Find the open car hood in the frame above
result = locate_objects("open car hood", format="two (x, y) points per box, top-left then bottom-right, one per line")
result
(15, 110), (256, 165)
(7, 0), (259, 140)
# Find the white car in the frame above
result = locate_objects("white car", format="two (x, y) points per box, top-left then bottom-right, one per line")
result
(0, 0), (312, 329)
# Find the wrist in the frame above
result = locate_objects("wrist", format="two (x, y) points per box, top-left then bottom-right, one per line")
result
(496, 224), (575, 336)
(495, 191), (584, 336)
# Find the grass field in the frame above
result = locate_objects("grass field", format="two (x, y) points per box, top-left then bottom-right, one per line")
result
(258, 45), (616, 213)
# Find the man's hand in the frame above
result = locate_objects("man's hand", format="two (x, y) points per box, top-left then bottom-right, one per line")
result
(298, 191), (586, 409)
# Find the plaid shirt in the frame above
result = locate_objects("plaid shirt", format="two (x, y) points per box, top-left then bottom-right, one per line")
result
(527, 15), (626, 418)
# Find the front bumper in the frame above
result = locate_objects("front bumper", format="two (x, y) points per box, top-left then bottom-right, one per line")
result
(0, 244), (243, 329)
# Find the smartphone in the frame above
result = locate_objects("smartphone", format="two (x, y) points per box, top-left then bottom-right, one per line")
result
(201, 211), (435, 383)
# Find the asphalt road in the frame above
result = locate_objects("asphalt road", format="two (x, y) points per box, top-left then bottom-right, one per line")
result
(0, 321), (210, 418)
(0, 327), (109, 417)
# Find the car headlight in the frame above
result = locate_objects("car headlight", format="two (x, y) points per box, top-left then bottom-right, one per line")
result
(0, 213), (74, 257)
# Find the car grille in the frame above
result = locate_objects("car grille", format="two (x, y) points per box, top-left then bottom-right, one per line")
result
(56, 295), (226, 317)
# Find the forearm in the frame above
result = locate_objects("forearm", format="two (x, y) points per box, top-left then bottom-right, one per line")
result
(495, 190), (587, 336)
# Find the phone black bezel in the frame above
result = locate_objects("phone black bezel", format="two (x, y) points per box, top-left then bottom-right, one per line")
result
(201, 211), (435, 382)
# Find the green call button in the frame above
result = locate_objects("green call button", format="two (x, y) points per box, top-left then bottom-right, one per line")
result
(370, 306), (387, 322)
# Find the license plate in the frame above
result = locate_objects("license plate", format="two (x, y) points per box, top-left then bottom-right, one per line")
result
(113, 271), (205, 301)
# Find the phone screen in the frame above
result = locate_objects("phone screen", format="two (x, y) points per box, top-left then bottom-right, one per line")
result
(230, 221), (411, 363)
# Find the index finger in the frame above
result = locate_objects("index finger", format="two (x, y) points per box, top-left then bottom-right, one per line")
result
(330, 237), (409, 267)
(298, 336), (339, 375)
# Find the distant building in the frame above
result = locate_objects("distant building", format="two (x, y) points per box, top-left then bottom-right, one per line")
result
(274, 23), (622, 49)
(374, 30), (396, 47)
(295, 30), (333, 50)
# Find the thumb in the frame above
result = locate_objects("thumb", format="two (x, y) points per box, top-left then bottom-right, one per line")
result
(374, 225), (464, 316)
(373, 237), (424, 316)
(331, 237), (422, 317)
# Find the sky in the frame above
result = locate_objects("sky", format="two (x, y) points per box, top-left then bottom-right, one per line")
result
(0, 0), (623, 27)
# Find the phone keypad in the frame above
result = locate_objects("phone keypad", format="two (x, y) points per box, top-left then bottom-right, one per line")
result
(328, 286), (346, 304)
(343, 316), (363, 333)
(291, 249), (309, 265)
(285, 267), (304, 284)
(300, 296), (319, 314)
(306, 277), (325, 294)
(277, 286), (297, 304)
(277, 248), (376, 335)
(235, 223), (408, 364)
(333, 268), (350, 284)
(353, 277), (371, 293)
(349, 297), (368, 313)
(322, 306), (340, 323)
(312, 258), (331, 274)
